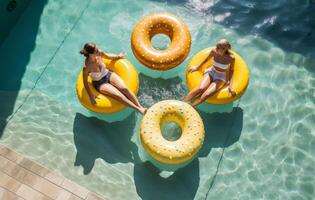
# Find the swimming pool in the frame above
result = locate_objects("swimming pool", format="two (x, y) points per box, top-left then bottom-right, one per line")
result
(1, 0), (315, 199)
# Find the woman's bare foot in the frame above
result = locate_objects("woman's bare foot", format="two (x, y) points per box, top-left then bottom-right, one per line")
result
(139, 107), (147, 115)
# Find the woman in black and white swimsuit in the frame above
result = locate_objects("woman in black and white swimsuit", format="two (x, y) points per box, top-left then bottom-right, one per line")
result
(80, 42), (146, 114)
(184, 39), (236, 107)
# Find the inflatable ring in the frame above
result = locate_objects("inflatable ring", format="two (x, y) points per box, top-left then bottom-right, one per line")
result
(131, 13), (191, 70)
(140, 100), (205, 164)
(76, 58), (139, 114)
(186, 48), (250, 104)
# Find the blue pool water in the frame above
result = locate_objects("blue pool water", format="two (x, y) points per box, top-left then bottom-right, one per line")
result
(0, 0), (315, 199)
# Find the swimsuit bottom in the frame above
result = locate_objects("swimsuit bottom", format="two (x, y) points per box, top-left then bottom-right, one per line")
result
(205, 67), (226, 82)
(92, 71), (112, 91)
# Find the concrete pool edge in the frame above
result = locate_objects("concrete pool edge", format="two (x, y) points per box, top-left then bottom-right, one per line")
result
(0, 143), (105, 200)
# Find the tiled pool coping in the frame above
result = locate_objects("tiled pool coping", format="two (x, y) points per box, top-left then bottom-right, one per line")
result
(0, 143), (105, 200)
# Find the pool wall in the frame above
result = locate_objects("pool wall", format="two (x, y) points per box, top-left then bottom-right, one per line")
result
(0, 0), (31, 44)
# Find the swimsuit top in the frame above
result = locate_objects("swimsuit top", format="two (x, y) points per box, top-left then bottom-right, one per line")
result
(89, 57), (109, 81)
(213, 60), (229, 70)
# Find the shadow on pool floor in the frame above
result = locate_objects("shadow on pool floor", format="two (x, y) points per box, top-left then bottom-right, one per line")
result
(198, 107), (243, 157)
(134, 159), (200, 200)
(73, 112), (140, 174)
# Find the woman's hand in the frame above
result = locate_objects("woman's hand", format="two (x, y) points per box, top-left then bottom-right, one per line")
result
(116, 52), (125, 59)
(188, 66), (198, 72)
(90, 95), (97, 105)
(228, 86), (236, 96)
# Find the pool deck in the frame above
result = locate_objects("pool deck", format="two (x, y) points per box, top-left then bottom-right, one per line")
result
(0, 144), (104, 200)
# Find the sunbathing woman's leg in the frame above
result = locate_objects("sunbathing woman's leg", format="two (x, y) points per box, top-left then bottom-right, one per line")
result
(191, 80), (225, 107)
(109, 73), (144, 109)
(183, 74), (211, 103)
(99, 83), (145, 114)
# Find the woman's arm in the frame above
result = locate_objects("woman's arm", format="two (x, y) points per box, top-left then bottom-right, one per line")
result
(188, 49), (214, 72)
(98, 49), (125, 59)
(83, 66), (96, 105)
(227, 56), (236, 96)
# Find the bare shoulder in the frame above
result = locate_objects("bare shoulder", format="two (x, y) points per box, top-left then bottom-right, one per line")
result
(97, 49), (105, 57)
(228, 53), (235, 62)
(208, 48), (216, 58)
(210, 48), (215, 54)
(83, 62), (89, 73)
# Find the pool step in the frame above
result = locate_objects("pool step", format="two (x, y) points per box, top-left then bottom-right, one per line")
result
(0, 143), (105, 200)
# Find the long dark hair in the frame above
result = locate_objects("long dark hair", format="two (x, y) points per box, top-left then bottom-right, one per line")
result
(80, 42), (96, 58)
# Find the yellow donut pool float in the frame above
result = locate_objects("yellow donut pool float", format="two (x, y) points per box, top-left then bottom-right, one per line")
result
(76, 58), (139, 114)
(186, 47), (250, 104)
(140, 100), (205, 164)
(131, 13), (191, 70)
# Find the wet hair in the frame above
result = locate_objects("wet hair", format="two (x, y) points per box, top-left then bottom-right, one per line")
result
(80, 42), (96, 58)
(216, 39), (231, 54)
